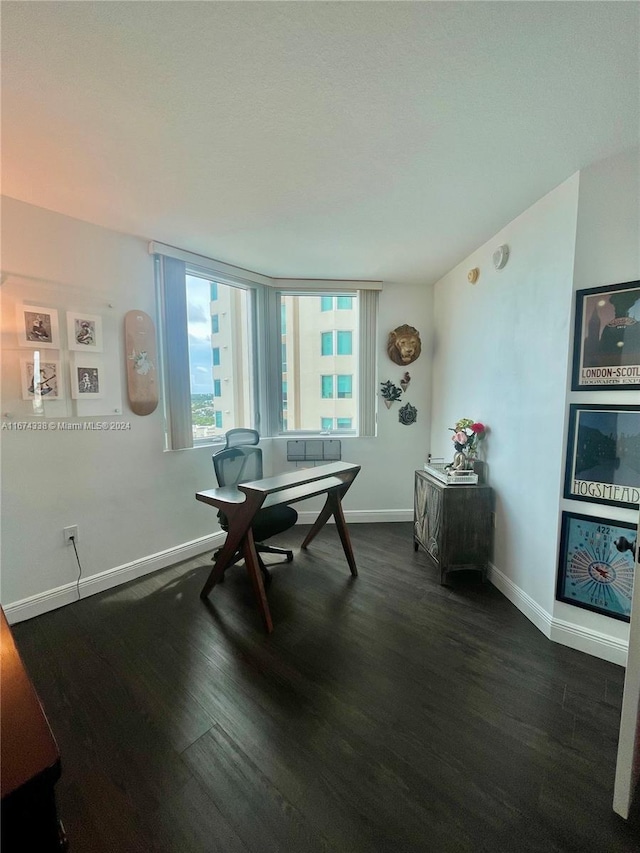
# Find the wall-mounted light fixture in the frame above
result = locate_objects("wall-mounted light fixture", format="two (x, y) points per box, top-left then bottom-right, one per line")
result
(493, 244), (510, 270)
(467, 267), (480, 284)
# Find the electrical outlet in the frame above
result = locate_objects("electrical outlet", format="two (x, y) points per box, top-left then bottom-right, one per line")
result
(63, 525), (78, 545)
(491, 512), (497, 529)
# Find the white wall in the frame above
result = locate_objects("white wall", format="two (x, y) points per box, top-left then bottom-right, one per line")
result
(552, 147), (639, 658)
(431, 147), (639, 665)
(432, 173), (580, 614)
(572, 147), (640, 816)
(0, 198), (433, 620)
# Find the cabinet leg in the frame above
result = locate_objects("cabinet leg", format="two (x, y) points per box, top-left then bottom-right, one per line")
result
(413, 539), (419, 552)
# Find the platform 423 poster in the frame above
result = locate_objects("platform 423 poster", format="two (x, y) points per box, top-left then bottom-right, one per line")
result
(557, 513), (637, 622)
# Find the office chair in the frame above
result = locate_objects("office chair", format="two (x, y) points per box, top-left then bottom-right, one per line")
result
(212, 429), (298, 584)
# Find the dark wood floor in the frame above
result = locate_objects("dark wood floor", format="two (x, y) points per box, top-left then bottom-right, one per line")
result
(11, 522), (640, 852)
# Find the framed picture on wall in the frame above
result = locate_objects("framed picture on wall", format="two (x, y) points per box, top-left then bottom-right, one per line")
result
(571, 279), (640, 390)
(70, 356), (104, 399)
(564, 404), (640, 509)
(20, 357), (63, 400)
(556, 511), (637, 622)
(66, 311), (103, 352)
(16, 304), (60, 349)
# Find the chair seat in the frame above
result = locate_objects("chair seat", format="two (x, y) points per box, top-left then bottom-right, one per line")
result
(251, 505), (298, 543)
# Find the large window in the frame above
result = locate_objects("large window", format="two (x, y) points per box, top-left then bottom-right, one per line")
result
(279, 294), (359, 433)
(155, 247), (378, 447)
(170, 271), (255, 445)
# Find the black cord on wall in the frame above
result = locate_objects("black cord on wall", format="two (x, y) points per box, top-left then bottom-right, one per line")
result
(69, 536), (83, 601)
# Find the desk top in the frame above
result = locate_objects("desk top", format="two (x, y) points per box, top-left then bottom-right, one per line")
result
(1, 608), (60, 799)
(197, 461), (360, 511)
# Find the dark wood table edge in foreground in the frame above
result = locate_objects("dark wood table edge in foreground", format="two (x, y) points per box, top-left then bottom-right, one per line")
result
(1, 607), (68, 851)
(196, 461), (361, 632)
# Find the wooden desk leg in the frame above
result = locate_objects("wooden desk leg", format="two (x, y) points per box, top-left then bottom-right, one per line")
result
(200, 495), (264, 600)
(242, 529), (273, 633)
(301, 489), (358, 577)
(328, 491), (358, 577)
(201, 524), (252, 600)
(300, 496), (333, 549)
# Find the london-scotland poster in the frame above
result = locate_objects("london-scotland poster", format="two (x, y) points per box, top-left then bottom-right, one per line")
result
(572, 280), (640, 390)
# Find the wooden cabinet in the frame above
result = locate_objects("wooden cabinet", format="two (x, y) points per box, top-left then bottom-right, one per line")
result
(414, 469), (493, 584)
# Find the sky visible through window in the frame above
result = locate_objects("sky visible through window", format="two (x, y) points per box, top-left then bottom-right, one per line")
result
(186, 275), (214, 395)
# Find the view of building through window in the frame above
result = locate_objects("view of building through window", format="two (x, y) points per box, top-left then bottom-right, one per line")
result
(280, 293), (358, 432)
(186, 279), (358, 441)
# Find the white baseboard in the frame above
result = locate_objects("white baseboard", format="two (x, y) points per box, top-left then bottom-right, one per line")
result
(489, 563), (553, 637)
(296, 509), (413, 524)
(550, 618), (628, 667)
(3, 511), (411, 624)
(489, 562), (628, 666)
(8, 519), (627, 666)
(5, 532), (224, 625)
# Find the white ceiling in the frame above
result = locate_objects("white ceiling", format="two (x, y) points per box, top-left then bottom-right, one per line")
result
(2, 1), (638, 286)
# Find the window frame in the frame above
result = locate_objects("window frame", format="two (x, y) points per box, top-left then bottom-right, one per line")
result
(154, 244), (379, 447)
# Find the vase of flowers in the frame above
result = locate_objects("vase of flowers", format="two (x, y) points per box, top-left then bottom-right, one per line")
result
(447, 418), (486, 471)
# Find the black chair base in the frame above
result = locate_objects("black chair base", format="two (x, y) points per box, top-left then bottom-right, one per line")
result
(211, 542), (293, 586)
(257, 544), (294, 563)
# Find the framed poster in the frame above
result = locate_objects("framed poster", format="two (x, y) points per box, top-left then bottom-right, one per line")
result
(16, 304), (60, 349)
(557, 512), (637, 622)
(571, 280), (640, 390)
(67, 311), (103, 352)
(70, 357), (104, 399)
(564, 405), (640, 509)
(20, 357), (63, 400)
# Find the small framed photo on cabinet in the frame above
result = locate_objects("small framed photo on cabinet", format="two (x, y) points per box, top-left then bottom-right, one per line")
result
(556, 512), (636, 622)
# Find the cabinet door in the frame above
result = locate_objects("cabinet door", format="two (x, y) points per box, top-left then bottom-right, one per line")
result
(414, 474), (443, 565)
(441, 487), (491, 570)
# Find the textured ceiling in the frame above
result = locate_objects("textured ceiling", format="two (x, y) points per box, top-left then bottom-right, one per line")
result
(2, 1), (638, 285)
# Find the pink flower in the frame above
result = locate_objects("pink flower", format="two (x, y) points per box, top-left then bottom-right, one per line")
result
(471, 422), (485, 434)
(452, 431), (468, 445)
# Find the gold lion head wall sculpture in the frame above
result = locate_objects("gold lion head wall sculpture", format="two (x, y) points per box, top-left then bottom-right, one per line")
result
(387, 324), (422, 366)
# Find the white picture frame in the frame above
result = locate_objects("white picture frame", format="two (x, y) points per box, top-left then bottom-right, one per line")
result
(70, 356), (104, 399)
(16, 304), (60, 349)
(66, 311), (104, 352)
(20, 356), (63, 400)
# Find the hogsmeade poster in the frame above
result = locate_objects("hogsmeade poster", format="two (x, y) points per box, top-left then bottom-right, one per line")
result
(572, 281), (640, 390)
(564, 405), (640, 510)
